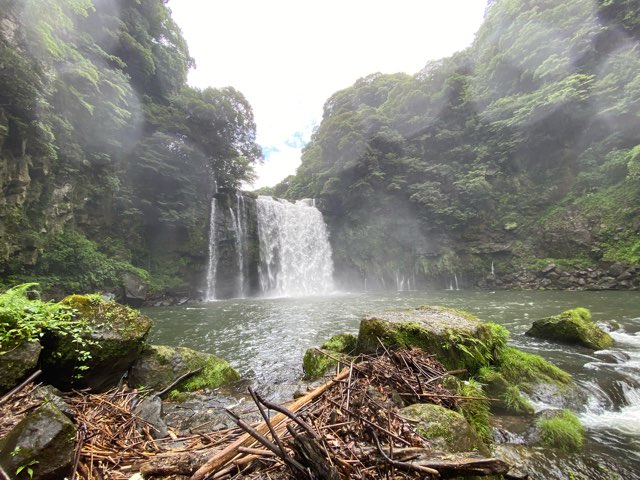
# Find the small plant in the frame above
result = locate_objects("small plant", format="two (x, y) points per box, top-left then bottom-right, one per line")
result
(0, 284), (95, 376)
(537, 409), (585, 452)
(16, 459), (38, 479)
(503, 385), (534, 414)
(454, 379), (492, 443)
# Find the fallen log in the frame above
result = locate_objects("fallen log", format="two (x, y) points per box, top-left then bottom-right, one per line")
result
(415, 456), (510, 477)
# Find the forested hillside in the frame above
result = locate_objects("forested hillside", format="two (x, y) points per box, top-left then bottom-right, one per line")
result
(274, 0), (640, 289)
(0, 0), (261, 297)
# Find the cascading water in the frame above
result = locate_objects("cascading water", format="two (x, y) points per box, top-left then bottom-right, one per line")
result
(256, 196), (334, 296)
(205, 196), (218, 301)
(233, 193), (248, 297)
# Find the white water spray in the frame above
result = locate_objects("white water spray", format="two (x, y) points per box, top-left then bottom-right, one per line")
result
(256, 196), (334, 296)
(205, 196), (218, 301)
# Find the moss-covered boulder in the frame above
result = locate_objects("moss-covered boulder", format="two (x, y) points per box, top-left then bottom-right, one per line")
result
(128, 344), (240, 395)
(525, 308), (614, 350)
(39, 294), (152, 391)
(302, 333), (357, 380)
(356, 306), (508, 374)
(321, 333), (357, 353)
(400, 403), (490, 455)
(0, 402), (75, 480)
(0, 339), (41, 394)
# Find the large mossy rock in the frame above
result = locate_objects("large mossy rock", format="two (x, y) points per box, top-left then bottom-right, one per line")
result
(356, 306), (508, 374)
(0, 339), (41, 394)
(128, 344), (240, 395)
(525, 308), (614, 350)
(0, 403), (75, 480)
(302, 333), (357, 380)
(400, 403), (490, 455)
(39, 295), (152, 391)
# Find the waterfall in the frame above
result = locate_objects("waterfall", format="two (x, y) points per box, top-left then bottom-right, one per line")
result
(205, 196), (218, 301)
(256, 196), (334, 296)
(491, 261), (495, 276)
(454, 273), (460, 291)
(234, 193), (248, 297)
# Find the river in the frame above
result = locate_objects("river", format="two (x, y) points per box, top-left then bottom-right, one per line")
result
(145, 290), (640, 478)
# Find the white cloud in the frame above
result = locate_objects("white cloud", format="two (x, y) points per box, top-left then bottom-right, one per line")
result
(168, 0), (488, 188)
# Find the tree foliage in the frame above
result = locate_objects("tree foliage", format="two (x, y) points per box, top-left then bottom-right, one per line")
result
(278, 0), (640, 282)
(0, 0), (261, 294)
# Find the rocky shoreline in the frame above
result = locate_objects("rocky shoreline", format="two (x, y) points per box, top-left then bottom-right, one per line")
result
(479, 261), (639, 291)
(0, 285), (632, 479)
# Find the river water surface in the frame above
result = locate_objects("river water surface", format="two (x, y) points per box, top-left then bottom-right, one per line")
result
(145, 290), (640, 478)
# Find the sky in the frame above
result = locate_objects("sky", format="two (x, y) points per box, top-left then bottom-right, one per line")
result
(167, 1), (488, 189)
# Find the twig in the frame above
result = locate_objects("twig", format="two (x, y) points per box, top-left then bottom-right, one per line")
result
(371, 429), (440, 477)
(248, 387), (303, 476)
(325, 398), (411, 446)
(157, 368), (204, 397)
(190, 368), (350, 480)
(253, 390), (321, 442)
(225, 408), (307, 474)
(238, 447), (277, 457)
(0, 369), (42, 406)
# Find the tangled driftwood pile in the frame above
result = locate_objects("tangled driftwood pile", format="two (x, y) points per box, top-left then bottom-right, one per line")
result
(1, 347), (513, 479)
(189, 346), (509, 480)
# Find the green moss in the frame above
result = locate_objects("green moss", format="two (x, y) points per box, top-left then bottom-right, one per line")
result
(321, 333), (357, 353)
(357, 307), (509, 375)
(178, 354), (240, 392)
(59, 294), (152, 339)
(496, 347), (572, 391)
(478, 366), (534, 415)
(537, 410), (585, 452)
(302, 348), (346, 380)
(400, 402), (489, 454)
(526, 308), (614, 350)
(452, 378), (492, 444)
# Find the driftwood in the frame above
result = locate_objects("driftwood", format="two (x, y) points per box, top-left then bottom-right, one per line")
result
(1, 347), (514, 479)
(188, 347), (514, 480)
(415, 456), (510, 477)
(156, 367), (204, 398)
(190, 367), (351, 480)
(0, 369), (41, 407)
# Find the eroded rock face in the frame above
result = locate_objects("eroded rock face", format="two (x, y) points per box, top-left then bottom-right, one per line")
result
(525, 307), (614, 350)
(0, 403), (75, 480)
(39, 295), (152, 391)
(0, 339), (41, 394)
(128, 344), (240, 394)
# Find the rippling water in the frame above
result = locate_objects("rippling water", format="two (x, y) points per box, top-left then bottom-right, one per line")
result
(144, 290), (640, 477)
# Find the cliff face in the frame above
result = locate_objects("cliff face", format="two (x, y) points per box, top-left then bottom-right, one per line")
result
(274, 0), (640, 291)
(0, 0), (261, 298)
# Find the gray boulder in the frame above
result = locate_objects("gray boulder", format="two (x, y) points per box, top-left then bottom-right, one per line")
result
(0, 403), (75, 480)
(0, 340), (41, 394)
(128, 345), (240, 395)
(40, 295), (152, 391)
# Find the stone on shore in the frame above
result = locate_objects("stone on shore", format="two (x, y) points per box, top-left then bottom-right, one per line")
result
(128, 344), (240, 395)
(0, 339), (41, 394)
(0, 402), (75, 480)
(39, 294), (152, 391)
